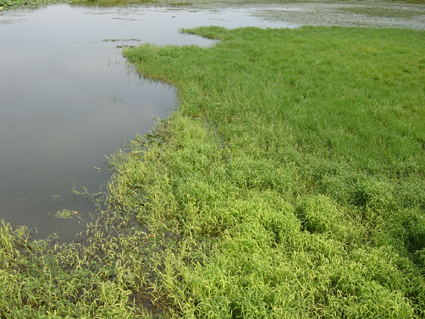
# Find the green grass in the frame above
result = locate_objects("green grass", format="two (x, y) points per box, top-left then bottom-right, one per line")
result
(339, 7), (425, 19)
(119, 25), (425, 317)
(0, 0), (60, 8)
(2, 25), (425, 318)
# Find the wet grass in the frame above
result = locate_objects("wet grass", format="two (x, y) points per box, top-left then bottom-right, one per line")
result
(0, 199), (173, 317)
(2, 16), (425, 319)
(120, 25), (425, 317)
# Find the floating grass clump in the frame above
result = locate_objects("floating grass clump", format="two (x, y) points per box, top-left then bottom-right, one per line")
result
(2, 25), (425, 317)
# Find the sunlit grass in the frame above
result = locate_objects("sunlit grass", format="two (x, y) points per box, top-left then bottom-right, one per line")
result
(2, 25), (425, 317)
(121, 25), (425, 317)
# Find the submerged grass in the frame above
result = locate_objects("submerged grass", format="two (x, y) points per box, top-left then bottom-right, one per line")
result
(2, 25), (425, 317)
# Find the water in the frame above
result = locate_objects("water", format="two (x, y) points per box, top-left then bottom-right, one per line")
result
(0, 3), (296, 242)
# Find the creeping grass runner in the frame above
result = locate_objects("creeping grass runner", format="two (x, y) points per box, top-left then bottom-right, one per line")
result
(2, 26), (425, 317)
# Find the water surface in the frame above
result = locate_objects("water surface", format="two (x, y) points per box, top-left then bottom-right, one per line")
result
(0, 3), (295, 241)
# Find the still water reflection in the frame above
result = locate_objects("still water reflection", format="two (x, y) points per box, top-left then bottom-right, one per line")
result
(0, 3), (296, 241)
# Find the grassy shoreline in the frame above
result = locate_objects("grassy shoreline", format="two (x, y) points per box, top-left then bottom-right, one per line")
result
(2, 8), (425, 319)
(2, 0), (424, 10)
(0, 0), (60, 9)
(120, 25), (425, 317)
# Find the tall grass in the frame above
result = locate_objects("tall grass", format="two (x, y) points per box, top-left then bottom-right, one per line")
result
(1, 25), (424, 317)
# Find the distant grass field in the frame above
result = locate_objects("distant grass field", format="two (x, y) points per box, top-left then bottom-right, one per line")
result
(0, 0), (58, 8)
(3, 0), (424, 9)
(1, 23), (425, 319)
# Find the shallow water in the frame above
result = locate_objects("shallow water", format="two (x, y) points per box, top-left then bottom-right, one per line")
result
(0, 3), (296, 242)
(255, 2), (425, 30)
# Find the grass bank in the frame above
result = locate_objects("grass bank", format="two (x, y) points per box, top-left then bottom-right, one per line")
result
(120, 26), (425, 317)
(1, 25), (425, 318)
(0, 0), (60, 9)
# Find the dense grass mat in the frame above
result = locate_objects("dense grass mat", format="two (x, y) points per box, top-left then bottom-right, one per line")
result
(1, 26), (425, 318)
(120, 26), (425, 318)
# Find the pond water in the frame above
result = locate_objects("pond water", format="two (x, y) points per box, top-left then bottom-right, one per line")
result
(0, 3), (296, 242)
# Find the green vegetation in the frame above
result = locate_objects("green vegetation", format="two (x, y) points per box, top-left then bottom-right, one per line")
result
(55, 209), (79, 219)
(4, 0), (424, 10)
(69, 0), (154, 8)
(2, 24), (425, 318)
(339, 6), (425, 19)
(120, 26), (425, 317)
(0, 0), (60, 8)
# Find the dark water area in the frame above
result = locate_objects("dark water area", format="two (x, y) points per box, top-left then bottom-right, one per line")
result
(0, 3), (296, 242)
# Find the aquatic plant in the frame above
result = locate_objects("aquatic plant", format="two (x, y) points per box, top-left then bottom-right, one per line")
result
(55, 209), (78, 219)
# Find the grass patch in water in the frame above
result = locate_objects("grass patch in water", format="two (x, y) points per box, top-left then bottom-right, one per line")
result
(2, 25), (425, 317)
(339, 6), (425, 19)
